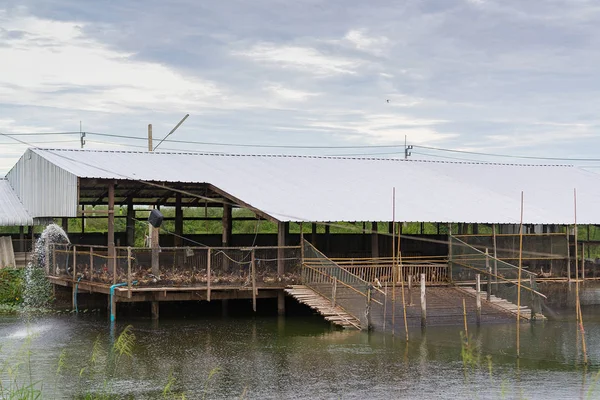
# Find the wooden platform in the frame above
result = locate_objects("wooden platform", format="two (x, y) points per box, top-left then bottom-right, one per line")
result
(458, 287), (545, 321)
(285, 285), (362, 330)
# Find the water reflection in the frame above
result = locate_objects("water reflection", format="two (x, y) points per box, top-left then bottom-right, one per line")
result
(0, 312), (599, 399)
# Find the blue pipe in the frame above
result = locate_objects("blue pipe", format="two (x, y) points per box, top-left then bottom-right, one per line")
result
(109, 281), (138, 322)
(74, 276), (82, 313)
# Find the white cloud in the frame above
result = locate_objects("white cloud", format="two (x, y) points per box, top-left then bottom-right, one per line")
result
(0, 11), (224, 113)
(266, 84), (320, 101)
(307, 114), (454, 143)
(234, 43), (361, 75)
(344, 29), (391, 56)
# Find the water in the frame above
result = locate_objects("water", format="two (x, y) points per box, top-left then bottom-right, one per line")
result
(23, 224), (70, 308)
(1, 309), (600, 399)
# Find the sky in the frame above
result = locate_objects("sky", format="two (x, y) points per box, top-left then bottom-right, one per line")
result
(1, 0), (600, 174)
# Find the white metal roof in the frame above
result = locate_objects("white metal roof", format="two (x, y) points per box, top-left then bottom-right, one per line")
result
(8, 148), (600, 224)
(0, 179), (33, 226)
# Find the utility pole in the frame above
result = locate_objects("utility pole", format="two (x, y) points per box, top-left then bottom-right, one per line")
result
(404, 135), (413, 160)
(147, 124), (153, 152)
(79, 121), (85, 149)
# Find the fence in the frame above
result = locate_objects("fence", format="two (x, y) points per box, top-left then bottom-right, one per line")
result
(453, 233), (567, 278)
(47, 244), (302, 289)
(329, 256), (447, 284)
(450, 235), (544, 316)
(303, 240), (386, 329)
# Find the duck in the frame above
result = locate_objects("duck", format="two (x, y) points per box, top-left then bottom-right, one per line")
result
(539, 267), (552, 278)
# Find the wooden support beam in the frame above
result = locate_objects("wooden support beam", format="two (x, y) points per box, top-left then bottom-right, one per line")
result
(371, 222), (379, 258)
(311, 223), (317, 245)
(126, 201), (135, 247)
(278, 221), (286, 276)
(175, 193), (183, 247)
(476, 274), (482, 326)
(421, 274), (426, 328)
(108, 181), (115, 274)
(222, 203), (232, 246)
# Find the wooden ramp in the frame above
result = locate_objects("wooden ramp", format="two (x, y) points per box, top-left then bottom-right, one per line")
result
(458, 287), (545, 321)
(285, 285), (362, 330)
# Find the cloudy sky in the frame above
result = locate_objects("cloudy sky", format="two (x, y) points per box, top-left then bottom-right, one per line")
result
(1, 0), (600, 174)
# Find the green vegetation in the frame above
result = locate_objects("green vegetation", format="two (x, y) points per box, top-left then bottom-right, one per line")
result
(0, 325), (202, 399)
(0, 269), (24, 314)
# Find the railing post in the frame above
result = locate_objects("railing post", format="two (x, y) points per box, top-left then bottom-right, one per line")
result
(113, 247), (117, 285)
(486, 248), (491, 301)
(448, 224), (453, 282)
(332, 277), (337, 307)
(365, 284), (372, 331)
(408, 274), (413, 305)
(89, 248), (94, 283)
(127, 247), (132, 298)
(420, 273), (426, 328)
(251, 249), (257, 313)
(207, 248), (211, 302)
(530, 275), (536, 320)
(72, 245), (77, 309)
(476, 274), (481, 326)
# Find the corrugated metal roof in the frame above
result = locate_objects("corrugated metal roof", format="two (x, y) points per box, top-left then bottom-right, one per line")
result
(8, 148), (600, 224)
(0, 179), (33, 226)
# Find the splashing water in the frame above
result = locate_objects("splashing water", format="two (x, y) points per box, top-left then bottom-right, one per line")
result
(23, 224), (70, 308)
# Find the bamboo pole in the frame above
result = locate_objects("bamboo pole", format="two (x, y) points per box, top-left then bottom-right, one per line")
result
(517, 191), (524, 359)
(486, 248), (491, 301)
(207, 248), (211, 302)
(420, 273), (426, 328)
(251, 249), (256, 312)
(574, 189), (588, 365)
(398, 225), (409, 342)
(462, 298), (468, 343)
(476, 274), (481, 326)
(392, 188), (396, 335)
(493, 225), (498, 293)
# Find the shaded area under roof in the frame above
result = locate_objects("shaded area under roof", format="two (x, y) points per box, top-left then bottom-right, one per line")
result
(6, 148), (600, 225)
(0, 179), (33, 226)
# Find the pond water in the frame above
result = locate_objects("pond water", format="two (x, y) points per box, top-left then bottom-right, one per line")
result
(1, 303), (599, 399)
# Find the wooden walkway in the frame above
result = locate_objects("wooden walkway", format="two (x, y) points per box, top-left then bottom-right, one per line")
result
(285, 285), (362, 330)
(457, 287), (545, 321)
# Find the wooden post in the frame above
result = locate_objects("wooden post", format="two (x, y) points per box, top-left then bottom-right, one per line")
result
(207, 248), (211, 302)
(126, 201), (135, 247)
(574, 189), (588, 364)
(408, 275), (413, 305)
(107, 181), (115, 275)
(127, 247), (132, 297)
(277, 221), (286, 277)
(72, 245), (77, 309)
(151, 299), (159, 320)
(251, 249), (257, 312)
(18, 226), (24, 252)
(492, 225), (498, 292)
(485, 248), (491, 301)
(331, 277), (337, 307)
(113, 246), (117, 285)
(222, 203), (232, 272)
(566, 228), (571, 282)
(462, 298), (468, 340)
(89, 248), (94, 282)
(517, 191), (524, 359)
(476, 274), (481, 326)
(420, 273), (426, 328)
(311, 223), (317, 245)
(529, 275), (536, 320)
(582, 242), (585, 281)
(175, 193), (183, 247)
(277, 291), (285, 316)
(448, 224), (453, 282)
(371, 222), (379, 259)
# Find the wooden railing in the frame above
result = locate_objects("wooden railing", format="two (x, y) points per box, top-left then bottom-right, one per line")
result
(319, 257), (448, 284)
